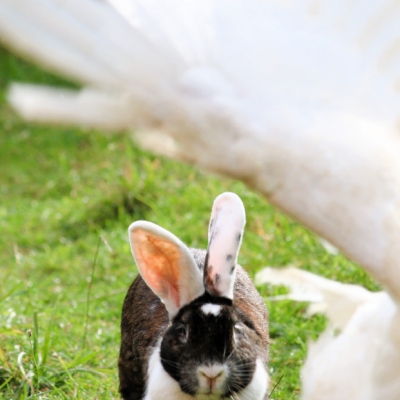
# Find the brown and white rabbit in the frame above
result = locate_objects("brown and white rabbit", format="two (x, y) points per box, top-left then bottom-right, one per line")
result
(118, 192), (269, 400)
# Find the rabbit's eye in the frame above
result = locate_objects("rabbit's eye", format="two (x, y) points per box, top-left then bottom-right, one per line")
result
(233, 323), (245, 343)
(234, 323), (244, 333)
(174, 323), (188, 343)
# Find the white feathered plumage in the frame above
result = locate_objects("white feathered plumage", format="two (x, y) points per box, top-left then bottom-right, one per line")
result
(1, 0), (400, 398)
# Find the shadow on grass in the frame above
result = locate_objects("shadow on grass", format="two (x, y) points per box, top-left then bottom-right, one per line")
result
(58, 190), (151, 241)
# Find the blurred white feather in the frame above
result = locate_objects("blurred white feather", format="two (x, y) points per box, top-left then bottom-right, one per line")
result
(1, 0), (400, 398)
(255, 267), (377, 329)
(256, 267), (400, 399)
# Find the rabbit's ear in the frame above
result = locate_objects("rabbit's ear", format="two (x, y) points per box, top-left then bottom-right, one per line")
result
(129, 221), (204, 318)
(204, 192), (246, 299)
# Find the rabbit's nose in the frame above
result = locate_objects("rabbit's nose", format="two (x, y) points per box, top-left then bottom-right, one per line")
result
(198, 365), (227, 392)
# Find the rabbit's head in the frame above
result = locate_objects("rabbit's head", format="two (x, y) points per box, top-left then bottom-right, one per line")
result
(128, 192), (269, 399)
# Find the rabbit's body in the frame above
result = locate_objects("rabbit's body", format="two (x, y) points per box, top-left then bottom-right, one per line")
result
(119, 249), (269, 399)
(119, 194), (269, 399)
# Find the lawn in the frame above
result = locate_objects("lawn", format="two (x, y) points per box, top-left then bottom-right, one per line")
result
(0, 45), (380, 399)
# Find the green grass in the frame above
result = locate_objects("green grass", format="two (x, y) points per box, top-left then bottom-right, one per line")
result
(0, 45), (380, 399)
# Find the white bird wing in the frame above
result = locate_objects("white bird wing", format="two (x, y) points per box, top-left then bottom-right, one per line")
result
(2, 0), (400, 299)
(255, 266), (378, 330)
(256, 266), (400, 399)
(301, 292), (397, 400)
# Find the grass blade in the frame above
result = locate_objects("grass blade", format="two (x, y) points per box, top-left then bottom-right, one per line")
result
(41, 296), (59, 366)
(82, 236), (101, 351)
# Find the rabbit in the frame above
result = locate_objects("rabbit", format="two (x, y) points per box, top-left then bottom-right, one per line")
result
(118, 192), (269, 400)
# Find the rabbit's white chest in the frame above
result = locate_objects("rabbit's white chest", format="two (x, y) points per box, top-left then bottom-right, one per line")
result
(144, 342), (269, 400)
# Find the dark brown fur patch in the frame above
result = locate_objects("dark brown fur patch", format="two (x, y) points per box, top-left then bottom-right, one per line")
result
(203, 264), (222, 297)
(118, 276), (169, 399)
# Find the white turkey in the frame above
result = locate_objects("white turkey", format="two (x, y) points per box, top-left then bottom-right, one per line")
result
(1, 0), (400, 398)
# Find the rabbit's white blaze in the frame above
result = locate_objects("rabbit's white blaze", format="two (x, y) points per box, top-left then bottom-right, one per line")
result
(200, 303), (221, 316)
(197, 364), (228, 394)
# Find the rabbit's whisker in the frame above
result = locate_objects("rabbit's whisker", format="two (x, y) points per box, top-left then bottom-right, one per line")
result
(159, 357), (181, 369)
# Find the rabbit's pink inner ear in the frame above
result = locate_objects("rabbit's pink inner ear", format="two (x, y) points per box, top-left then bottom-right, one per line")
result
(130, 228), (181, 309)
